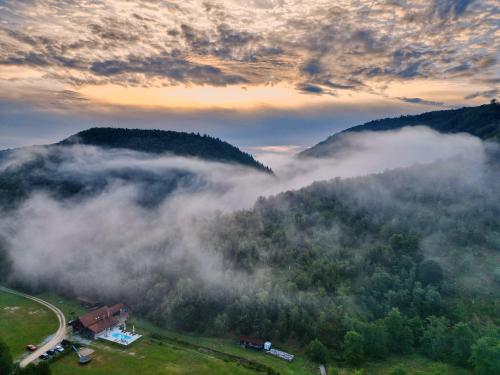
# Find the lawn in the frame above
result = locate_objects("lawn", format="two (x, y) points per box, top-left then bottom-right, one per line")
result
(0, 289), (59, 358)
(50, 338), (263, 375)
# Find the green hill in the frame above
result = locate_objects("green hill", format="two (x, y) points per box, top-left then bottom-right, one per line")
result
(300, 101), (500, 158)
(0, 128), (271, 209)
(58, 127), (270, 172)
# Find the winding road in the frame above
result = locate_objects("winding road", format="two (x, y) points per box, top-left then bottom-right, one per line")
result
(0, 286), (67, 368)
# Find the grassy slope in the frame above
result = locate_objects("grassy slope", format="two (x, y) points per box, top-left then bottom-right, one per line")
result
(0, 290), (58, 358)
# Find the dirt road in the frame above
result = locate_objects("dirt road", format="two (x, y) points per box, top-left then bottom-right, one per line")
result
(0, 286), (67, 367)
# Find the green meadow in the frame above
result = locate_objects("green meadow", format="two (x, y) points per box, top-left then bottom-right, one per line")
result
(0, 290), (58, 358)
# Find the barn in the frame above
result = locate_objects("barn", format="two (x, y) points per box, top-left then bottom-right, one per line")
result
(70, 303), (129, 339)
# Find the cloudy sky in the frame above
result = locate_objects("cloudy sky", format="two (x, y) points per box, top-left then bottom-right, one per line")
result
(0, 0), (498, 151)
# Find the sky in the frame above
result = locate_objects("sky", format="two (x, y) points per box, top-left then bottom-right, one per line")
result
(0, 0), (498, 152)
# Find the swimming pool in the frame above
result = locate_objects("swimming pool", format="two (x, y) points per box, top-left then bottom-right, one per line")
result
(111, 332), (133, 341)
(97, 327), (142, 346)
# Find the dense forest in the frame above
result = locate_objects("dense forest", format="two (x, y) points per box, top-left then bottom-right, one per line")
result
(301, 101), (500, 158)
(58, 128), (271, 172)
(122, 157), (498, 372)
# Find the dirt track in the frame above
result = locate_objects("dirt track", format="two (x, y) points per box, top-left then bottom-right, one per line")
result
(0, 286), (67, 367)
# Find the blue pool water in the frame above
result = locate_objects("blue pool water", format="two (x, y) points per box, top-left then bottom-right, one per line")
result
(111, 332), (133, 341)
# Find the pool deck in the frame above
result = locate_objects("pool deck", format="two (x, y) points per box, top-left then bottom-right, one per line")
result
(96, 327), (142, 346)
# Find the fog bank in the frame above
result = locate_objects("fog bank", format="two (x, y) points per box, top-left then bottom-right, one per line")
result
(0, 126), (488, 300)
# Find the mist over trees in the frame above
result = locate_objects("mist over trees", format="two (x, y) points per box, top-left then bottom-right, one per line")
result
(300, 101), (500, 158)
(0, 123), (499, 371)
(59, 128), (271, 173)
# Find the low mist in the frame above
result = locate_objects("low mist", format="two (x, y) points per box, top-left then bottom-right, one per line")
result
(0, 126), (492, 309)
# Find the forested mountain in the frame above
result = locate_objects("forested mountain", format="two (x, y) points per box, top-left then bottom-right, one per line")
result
(0, 128), (270, 209)
(301, 101), (500, 158)
(59, 128), (270, 172)
(130, 156), (498, 369)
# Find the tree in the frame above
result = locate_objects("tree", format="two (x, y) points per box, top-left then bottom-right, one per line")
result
(0, 339), (13, 375)
(450, 322), (475, 366)
(343, 331), (364, 366)
(357, 320), (388, 359)
(471, 333), (500, 375)
(421, 316), (451, 361)
(417, 260), (443, 286)
(212, 313), (229, 336)
(305, 338), (328, 363)
(384, 308), (414, 354)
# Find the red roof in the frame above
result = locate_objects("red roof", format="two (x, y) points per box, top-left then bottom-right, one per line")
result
(87, 316), (119, 333)
(79, 306), (111, 328)
(239, 336), (265, 345)
(77, 304), (127, 334)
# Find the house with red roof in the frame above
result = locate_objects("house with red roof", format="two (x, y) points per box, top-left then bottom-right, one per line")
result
(70, 303), (129, 339)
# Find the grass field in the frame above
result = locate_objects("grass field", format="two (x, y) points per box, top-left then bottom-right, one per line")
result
(50, 338), (262, 375)
(0, 289), (59, 358)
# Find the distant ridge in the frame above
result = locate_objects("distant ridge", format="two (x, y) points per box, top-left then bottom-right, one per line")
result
(300, 101), (500, 158)
(59, 127), (271, 173)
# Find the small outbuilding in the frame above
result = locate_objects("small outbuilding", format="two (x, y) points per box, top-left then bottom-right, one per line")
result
(239, 336), (265, 350)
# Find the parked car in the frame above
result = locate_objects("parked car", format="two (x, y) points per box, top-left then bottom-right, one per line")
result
(39, 353), (49, 360)
(26, 344), (37, 351)
(55, 345), (64, 352)
(47, 349), (56, 355)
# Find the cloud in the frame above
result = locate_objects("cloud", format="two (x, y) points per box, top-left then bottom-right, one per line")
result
(464, 89), (498, 100)
(90, 53), (248, 86)
(397, 97), (445, 106)
(296, 83), (324, 94)
(0, 0), (496, 99)
(432, 0), (476, 19)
